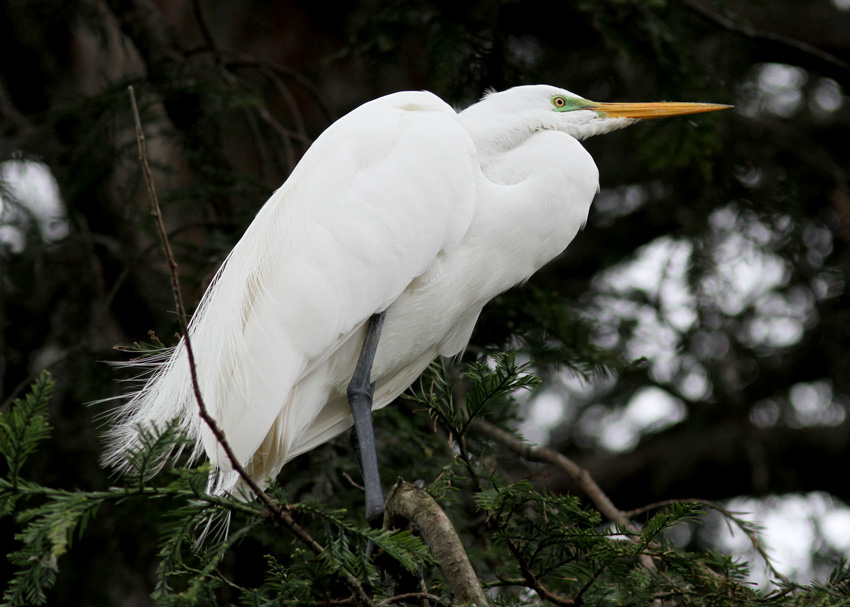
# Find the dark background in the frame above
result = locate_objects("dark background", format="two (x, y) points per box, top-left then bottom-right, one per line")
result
(1, 0), (849, 603)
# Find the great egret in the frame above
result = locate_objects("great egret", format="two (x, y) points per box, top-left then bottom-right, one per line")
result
(105, 85), (729, 525)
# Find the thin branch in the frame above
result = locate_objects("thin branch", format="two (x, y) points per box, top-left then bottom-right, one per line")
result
(517, 567), (577, 606)
(483, 575), (581, 604)
(225, 54), (337, 123)
(240, 104), (277, 184)
(469, 418), (656, 572)
(127, 85), (373, 606)
(260, 66), (309, 141)
(252, 65), (312, 172)
(191, 0), (222, 65)
(254, 104), (302, 173)
(0, 344), (86, 412)
(343, 470), (366, 492)
(128, 85), (260, 503)
(496, 526), (578, 607)
(423, 395), (580, 605)
(684, 0), (850, 74)
(470, 419), (633, 530)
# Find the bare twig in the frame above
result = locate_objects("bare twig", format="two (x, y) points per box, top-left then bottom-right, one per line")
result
(128, 84), (267, 507)
(225, 54), (337, 122)
(343, 470), (366, 492)
(191, 0), (222, 64)
(684, 0), (850, 73)
(260, 67), (308, 141)
(0, 344), (85, 411)
(127, 85), (373, 606)
(254, 66), (311, 172)
(516, 567), (578, 606)
(240, 105), (278, 183)
(253, 104), (302, 173)
(384, 480), (489, 607)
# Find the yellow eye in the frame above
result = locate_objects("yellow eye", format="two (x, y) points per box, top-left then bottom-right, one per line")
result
(553, 96), (567, 108)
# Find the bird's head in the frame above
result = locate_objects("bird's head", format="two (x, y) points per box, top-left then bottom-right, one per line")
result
(460, 84), (731, 151)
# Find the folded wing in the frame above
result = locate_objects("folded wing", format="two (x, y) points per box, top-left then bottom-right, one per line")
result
(105, 91), (478, 488)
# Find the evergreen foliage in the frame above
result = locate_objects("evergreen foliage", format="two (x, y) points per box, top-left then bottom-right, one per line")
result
(1, 0), (849, 604)
(2, 369), (850, 605)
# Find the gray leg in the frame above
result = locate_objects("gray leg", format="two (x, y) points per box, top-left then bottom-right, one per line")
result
(346, 311), (387, 528)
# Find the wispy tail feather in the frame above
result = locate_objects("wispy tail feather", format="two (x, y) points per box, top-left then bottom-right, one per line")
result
(100, 344), (203, 477)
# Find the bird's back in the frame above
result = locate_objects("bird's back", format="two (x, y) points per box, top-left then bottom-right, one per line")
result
(105, 91), (479, 494)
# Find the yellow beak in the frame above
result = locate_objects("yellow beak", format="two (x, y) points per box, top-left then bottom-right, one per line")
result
(587, 101), (733, 120)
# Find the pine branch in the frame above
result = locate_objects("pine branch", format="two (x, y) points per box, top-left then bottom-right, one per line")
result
(0, 372), (52, 487)
(625, 497), (792, 585)
(1, 459), (255, 605)
(468, 418), (656, 573)
(468, 418), (633, 532)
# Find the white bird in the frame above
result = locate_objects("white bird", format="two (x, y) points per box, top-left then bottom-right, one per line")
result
(105, 85), (729, 524)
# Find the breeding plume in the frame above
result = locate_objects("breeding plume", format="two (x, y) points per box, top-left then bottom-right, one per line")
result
(106, 85), (729, 525)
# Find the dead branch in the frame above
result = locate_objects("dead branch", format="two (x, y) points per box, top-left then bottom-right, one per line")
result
(684, 0), (850, 74)
(384, 479), (489, 607)
(128, 85), (374, 607)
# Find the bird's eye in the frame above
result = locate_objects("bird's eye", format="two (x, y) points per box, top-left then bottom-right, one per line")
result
(552, 96), (567, 108)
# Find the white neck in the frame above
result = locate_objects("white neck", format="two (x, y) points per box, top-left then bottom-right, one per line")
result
(459, 97), (637, 162)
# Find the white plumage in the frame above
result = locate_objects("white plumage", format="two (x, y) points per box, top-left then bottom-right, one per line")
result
(105, 85), (728, 495)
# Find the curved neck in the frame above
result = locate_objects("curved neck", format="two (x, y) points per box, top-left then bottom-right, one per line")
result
(459, 132), (600, 296)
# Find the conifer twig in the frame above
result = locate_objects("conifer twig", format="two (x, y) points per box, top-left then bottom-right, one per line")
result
(127, 85), (374, 606)
(625, 497), (792, 584)
(469, 419), (633, 530)
(469, 418), (656, 571)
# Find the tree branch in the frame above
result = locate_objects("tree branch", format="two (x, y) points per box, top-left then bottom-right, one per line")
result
(384, 480), (488, 607)
(625, 498), (791, 584)
(684, 0), (850, 74)
(191, 0), (222, 65)
(470, 419), (633, 530)
(469, 418), (657, 572)
(128, 85), (374, 607)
